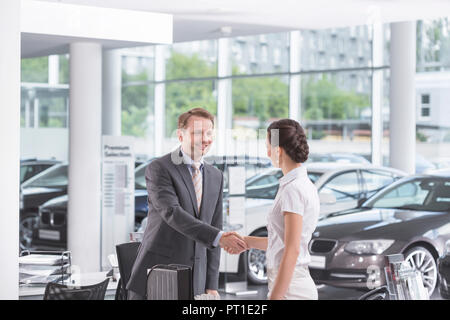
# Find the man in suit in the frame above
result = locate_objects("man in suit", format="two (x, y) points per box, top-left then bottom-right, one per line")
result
(126, 108), (247, 300)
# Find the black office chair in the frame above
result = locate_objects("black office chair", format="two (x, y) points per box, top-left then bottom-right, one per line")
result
(358, 285), (390, 300)
(43, 278), (110, 300)
(115, 242), (141, 300)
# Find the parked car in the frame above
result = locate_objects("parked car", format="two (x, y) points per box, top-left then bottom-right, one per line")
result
(21, 161), (146, 250)
(309, 172), (450, 296)
(308, 153), (370, 164)
(19, 163), (69, 250)
(438, 240), (450, 299)
(31, 160), (153, 250)
(20, 158), (60, 184)
(222, 162), (406, 284)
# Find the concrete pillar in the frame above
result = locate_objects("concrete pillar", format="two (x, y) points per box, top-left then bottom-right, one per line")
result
(289, 31), (301, 122)
(68, 42), (102, 272)
(389, 22), (416, 174)
(48, 55), (60, 85)
(371, 23), (383, 166)
(0, 0), (20, 300)
(102, 49), (122, 136)
(154, 45), (166, 156)
(217, 37), (232, 155)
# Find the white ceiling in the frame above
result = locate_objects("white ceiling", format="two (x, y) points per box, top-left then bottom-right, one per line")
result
(23, 0), (450, 57)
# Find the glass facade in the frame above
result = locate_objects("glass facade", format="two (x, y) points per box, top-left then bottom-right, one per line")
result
(20, 18), (450, 170)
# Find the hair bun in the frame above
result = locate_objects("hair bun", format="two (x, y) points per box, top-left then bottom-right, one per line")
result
(267, 119), (309, 163)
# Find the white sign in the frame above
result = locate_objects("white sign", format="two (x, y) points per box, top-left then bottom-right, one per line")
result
(101, 135), (135, 270)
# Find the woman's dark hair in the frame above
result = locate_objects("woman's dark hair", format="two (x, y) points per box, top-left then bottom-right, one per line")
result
(267, 119), (309, 163)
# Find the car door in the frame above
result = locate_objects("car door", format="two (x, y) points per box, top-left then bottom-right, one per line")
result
(318, 170), (361, 215)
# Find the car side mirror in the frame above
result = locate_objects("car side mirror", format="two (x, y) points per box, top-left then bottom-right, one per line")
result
(319, 192), (336, 205)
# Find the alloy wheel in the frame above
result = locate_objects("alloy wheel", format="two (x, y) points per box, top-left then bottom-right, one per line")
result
(404, 247), (437, 296)
(247, 248), (267, 283)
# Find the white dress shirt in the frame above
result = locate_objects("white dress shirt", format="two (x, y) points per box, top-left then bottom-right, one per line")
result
(266, 165), (320, 270)
(180, 147), (223, 247)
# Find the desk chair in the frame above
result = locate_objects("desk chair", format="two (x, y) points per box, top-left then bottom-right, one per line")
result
(358, 285), (390, 300)
(43, 278), (110, 300)
(115, 242), (141, 300)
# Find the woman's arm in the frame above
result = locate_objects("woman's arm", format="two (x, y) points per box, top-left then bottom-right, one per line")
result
(269, 212), (303, 300)
(243, 236), (268, 251)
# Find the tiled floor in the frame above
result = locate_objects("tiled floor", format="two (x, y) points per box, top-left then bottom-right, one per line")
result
(220, 282), (444, 300)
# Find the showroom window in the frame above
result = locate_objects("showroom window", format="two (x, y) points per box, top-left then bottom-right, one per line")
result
(415, 17), (450, 172)
(121, 48), (156, 158)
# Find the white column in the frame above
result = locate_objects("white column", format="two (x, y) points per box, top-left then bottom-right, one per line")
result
(217, 38), (232, 155)
(48, 55), (60, 85)
(289, 31), (301, 122)
(371, 23), (383, 166)
(154, 45), (166, 156)
(0, 0), (20, 300)
(389, 22), (416, 174)
(68, 42), (102, 272)
(102, 49), (122, 136)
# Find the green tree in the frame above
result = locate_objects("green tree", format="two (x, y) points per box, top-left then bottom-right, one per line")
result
(164, 53), (217, 136)
(232, 76), (289, 129)
(302, 76), (369, 120)
(21, 56), (48, 83)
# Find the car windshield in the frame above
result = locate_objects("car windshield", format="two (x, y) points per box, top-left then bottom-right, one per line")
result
(26, 165), (68, 188)
(135, 165), (147, 190)
(308, 172), (323, 183)
(364, 177), (450, 212)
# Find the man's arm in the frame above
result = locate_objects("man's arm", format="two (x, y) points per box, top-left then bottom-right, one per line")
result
(146, 160), (220, 248)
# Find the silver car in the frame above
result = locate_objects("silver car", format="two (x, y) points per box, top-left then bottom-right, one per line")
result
(221, 163), (407, 284)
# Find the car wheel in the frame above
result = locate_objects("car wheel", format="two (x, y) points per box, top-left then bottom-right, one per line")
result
(20, 212), (39, 251)
(404, 246), (438, 297)
(247, 229), (267, 285)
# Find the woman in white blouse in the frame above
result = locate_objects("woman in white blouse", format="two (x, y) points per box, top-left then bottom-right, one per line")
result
(226, 119), (320, 300)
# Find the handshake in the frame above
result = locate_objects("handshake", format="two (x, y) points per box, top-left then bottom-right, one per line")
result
(219, 232), (248, 255)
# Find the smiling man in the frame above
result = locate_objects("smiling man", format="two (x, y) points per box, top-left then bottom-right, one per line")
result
(126, 108), (247, 300)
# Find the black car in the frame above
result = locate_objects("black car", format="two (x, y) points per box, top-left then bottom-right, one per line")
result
(20, 159), (60, 184)
(32, 161), (154, 250)
(21, 161), (147, 250)
(438, 240), (450, 299)
(309, 172), (450, 297)
(20, 163), (68, 250)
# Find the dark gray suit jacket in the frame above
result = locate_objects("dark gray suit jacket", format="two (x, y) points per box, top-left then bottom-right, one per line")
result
(126, 147), (223, 297)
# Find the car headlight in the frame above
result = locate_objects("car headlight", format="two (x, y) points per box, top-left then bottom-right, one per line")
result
(345, 239), (395, 255)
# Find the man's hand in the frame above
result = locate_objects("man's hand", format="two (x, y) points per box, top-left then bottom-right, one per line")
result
(219, 232), (248, 254)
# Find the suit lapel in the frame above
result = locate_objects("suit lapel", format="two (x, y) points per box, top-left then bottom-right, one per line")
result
(172, 148), (200, 217)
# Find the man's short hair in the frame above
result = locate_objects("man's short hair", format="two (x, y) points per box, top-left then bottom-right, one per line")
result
(177, 108), (215, 129)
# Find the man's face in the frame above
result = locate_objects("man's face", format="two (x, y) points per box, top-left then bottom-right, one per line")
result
(178, 115), (214, 160)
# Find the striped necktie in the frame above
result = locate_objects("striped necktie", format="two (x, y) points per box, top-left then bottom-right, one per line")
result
(191, 162), (202, 211)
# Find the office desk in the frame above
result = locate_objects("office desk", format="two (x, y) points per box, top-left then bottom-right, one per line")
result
(19, 271), (118, 300)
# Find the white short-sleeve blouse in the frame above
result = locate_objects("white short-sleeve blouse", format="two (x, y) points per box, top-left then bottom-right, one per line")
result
(266, 165), (320, 270)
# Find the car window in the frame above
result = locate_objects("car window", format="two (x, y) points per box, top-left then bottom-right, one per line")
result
(20, 164), (53, 183)
(27, 165), (68, 188)
(320, 171), (360, 201)
(362, 170), (396, 197)
(367, 179), (450, 211)
(20, 165), (33, 183)
(308, 172), (323, 183)
(245, 171), (280, 199)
